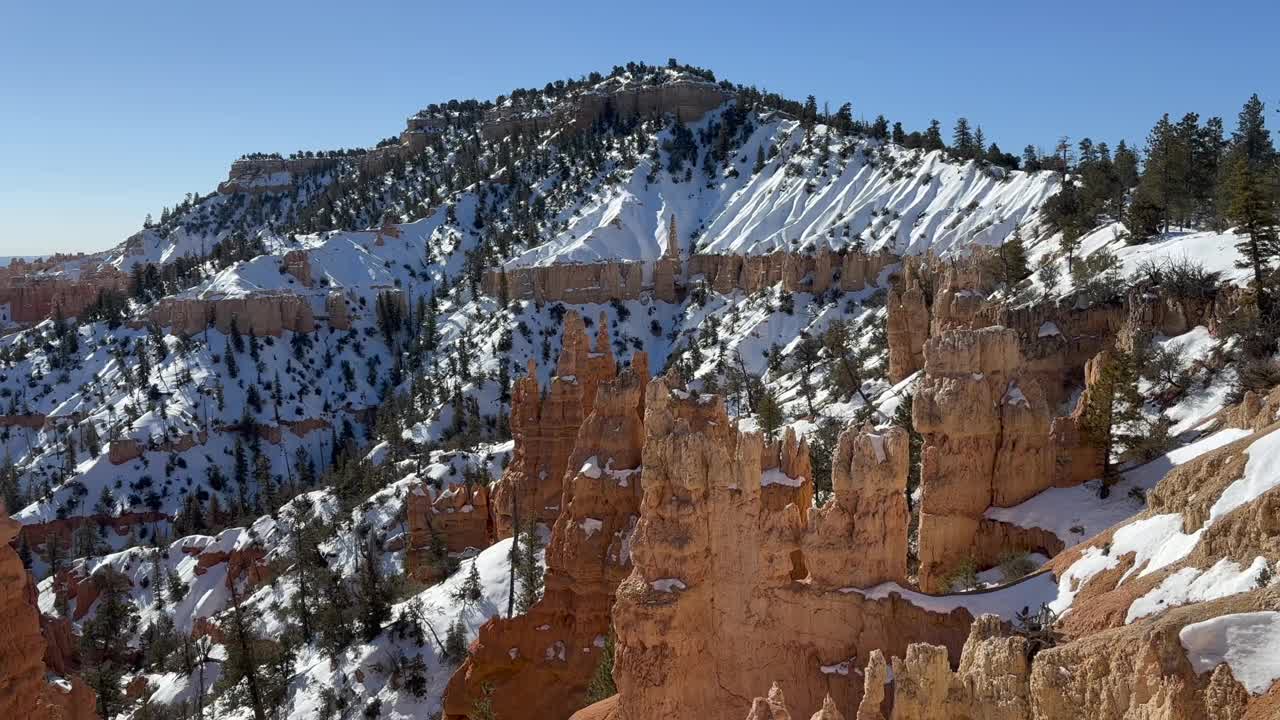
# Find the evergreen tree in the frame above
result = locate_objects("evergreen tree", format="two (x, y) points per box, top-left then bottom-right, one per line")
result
(756, 385), (784, 438)
(444, 616), (469, 662)
(586, 632), (617, 703)
(515, 522), (543, 614)
(83, 572), (139, 719)
(1225, 153), (1280, 316)
(453, 560), (483, 606)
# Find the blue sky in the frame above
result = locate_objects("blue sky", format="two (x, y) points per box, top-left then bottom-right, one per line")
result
(1, 0), (1275, 256)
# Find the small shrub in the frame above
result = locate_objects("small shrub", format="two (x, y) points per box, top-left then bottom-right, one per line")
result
(998, 552), (1037, 583)
(946, 557), (979, 592)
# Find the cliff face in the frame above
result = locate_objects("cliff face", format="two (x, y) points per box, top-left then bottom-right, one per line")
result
(443, 355), (648, 720)
(491, 312), (618, 539)
(149, 293), (317, 336)
(405, 481), (492, 583)
(913, 327), (1055, 593)
(608, 377), (976, 720)
(483, 249), (897, 305)
(0, 505), (96, 720)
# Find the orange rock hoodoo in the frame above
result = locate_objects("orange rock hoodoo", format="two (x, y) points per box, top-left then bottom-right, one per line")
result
(443, 353), (649, 720)
(912, 327), (1056, 593)
(607, 376), (980, 720)
(0, 504), (96, 720)
(490, 311), (618, 539)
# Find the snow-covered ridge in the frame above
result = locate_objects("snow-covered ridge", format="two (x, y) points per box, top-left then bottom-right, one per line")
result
(502, 113), (1059, 270)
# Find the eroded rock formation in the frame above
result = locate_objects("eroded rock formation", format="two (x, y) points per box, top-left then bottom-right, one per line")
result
(443, 354), (648, 720)
(913, 327), (1054, 593)
(489, 312), (618, 539)
(609, 377), (980, 720)
(0, 504), (96, 720)
(150, 292), (317, 336)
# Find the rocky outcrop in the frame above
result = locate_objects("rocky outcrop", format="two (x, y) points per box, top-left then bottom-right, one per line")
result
(150, 292), (317, 336)
(1047, 351), (1109, 487)
(803, 426), (910, 589)
(0, 504), (96, 720)
(688, 249), (896, 297)
(491, 312), (617, 538)
(0, 259), (130, 327)
(443, 354), (648, 720)
(610, 377), (980, 720)
(405, 481), (492, 583)
(479, 78), (731, 141)
(913, 328), (1054, 593)
(484, 249), (896, 305)
(281, 250), (312, 286)
(483, 261), (647, 304)
(885, 269), (929, 384)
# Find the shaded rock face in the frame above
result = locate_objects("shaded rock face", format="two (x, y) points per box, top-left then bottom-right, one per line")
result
(0, 504), (96, 720)
(885, 269), (929, 384)
(913, 327), (1054, 593)
(611, 378), (977, 720)
(405, 482), (492, 584)
(443, 356), (648, 720)
(149, 293), (317, 336)
(688, 249), (896, 297)
(803, 426), (910, 589)
(0, 262), (130, 327)
(1048, 350), (1109, 487)
(479, 79), (731, 141)
(492, 311), (617, 539)
(484, 249), (896, 305)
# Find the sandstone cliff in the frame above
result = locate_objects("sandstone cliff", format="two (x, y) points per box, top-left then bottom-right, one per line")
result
(0, 504), (96, 720)
(608, 377), (980, 720)
(443, 354), (648, 720)
(490, 312), (617, 539)
(913, 327), (1055, 592)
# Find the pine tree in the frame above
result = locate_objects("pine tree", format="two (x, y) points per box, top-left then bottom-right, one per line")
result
(1225, 153), (1280, 316)
(453, 560), (483, 605)
(756, 385), (784, 438)
(444, 616), (469, 662)
(586, 632), (617, 703)
(515, 522), (543, 614)
(83, 572), (139, 719)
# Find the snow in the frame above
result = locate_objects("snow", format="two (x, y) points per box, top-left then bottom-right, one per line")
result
(760, 468), (806, 488)
(579, 456), (602, 479)
(1037, 322), (1060, 338)
(1127, 557), (1272, 624)
(1003, 383), (1029, 408)
(1179, 612), (1280, 694)
(844, 571), (1059, 621)
(579, 518), (603, 538)
(651, 578), (687, 593)
(985, 428), (1251, 544)
(820, 659), (854, 676)
(1209, 425), (1280, 525)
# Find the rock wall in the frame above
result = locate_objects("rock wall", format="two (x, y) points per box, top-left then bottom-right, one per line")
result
(854, 592), (1280, 720)
(149, 293), (318, 336)
(0, 504), (96, 720)
(479, 79), (731, 141)
(490, 311), (618, 539)
(608, 376), (979, 720)
(404, 481), (492, 584)
(913, 328), (1055, 593)
(687, 249), (896, 297)
(484, 249), (897, 305)
(443, 354), (648, 720)
(217, 141), (415, 194)
(483, 262), (646, 305)
(0, 263), (130, 326)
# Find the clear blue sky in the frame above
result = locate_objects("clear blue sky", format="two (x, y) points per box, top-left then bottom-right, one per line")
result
(2, 0), (1275, 256)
